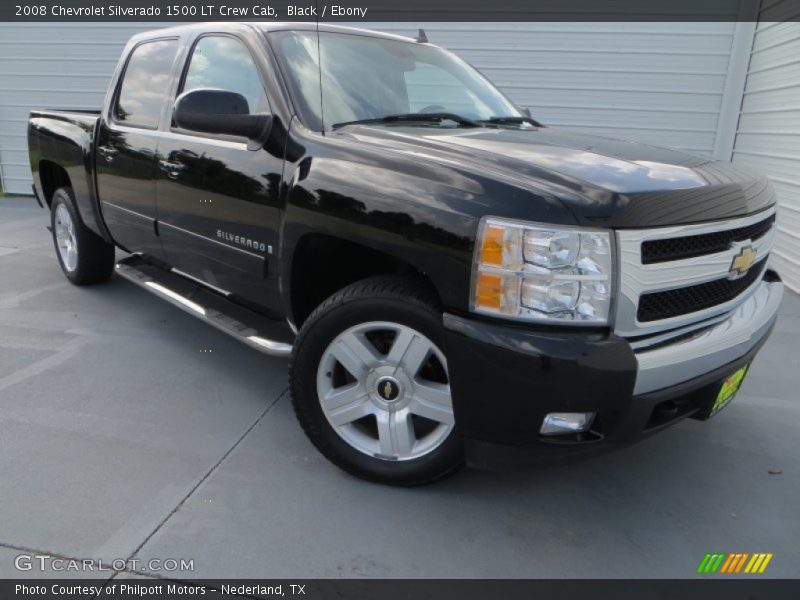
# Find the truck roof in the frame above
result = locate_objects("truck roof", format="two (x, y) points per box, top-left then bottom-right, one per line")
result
(129, 22), (419, 45)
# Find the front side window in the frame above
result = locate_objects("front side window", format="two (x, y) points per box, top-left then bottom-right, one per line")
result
(272, 31), (522, 130)
(180, 36), (269, 116)
(116, 39), (178, 128)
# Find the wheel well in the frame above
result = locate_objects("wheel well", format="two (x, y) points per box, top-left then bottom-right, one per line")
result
(290, 235), (440, 327)
(39, 160), (71, 206)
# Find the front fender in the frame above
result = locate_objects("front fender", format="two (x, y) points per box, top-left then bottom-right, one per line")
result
(276, 130), (577, 315)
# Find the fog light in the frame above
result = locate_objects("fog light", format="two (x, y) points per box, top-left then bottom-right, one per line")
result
(540, 412), (595, 436)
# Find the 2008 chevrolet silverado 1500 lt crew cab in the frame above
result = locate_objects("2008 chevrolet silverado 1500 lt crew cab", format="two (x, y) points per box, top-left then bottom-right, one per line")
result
(28, 23), (783, 485)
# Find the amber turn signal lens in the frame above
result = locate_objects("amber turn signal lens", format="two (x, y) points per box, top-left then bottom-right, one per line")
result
(480, 225), (505, 266)
(475, 273), (502, 310)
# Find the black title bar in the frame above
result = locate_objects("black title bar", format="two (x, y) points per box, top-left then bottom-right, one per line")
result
(4, 578), (800, 600)
(2, 0), (797, 22)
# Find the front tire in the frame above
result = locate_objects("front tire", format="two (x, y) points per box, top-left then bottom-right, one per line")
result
(289, 276), (464, 485)
(50, 187), (115, 285)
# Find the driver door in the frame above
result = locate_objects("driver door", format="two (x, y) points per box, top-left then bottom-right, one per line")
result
(155, 33), (283, 311)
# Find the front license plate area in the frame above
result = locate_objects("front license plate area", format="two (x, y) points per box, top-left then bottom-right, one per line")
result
(709, 364), (749, 417)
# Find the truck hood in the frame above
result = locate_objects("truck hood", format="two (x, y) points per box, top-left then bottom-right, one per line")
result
(339, 125), (775, 227)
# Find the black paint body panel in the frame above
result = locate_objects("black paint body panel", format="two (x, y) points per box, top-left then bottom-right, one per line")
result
(28, 110), (111, 241)
(28, 23), (778, 319)
(446, 306), (776, 469)
(442, 313), (637, 447)
(155, 128), (284, 309)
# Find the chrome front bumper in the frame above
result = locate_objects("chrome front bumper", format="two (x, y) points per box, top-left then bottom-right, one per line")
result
(634, 276), (783, 395)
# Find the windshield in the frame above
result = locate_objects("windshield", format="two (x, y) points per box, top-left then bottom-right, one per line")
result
(271, 30), (523, 131)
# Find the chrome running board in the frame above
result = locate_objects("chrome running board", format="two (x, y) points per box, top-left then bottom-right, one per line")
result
(115, 256), (293, 357)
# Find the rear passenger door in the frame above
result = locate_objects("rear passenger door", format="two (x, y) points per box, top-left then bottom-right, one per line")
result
(156, 33), (283, 312)
(96, 38), (179, 260)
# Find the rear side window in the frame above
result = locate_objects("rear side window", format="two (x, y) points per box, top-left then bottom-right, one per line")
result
(115, 39), (178, 128)
(180, 36), (269, 115)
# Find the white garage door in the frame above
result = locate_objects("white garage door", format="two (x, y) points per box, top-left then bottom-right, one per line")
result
(0, 21), (745, 196)
(732, 17), (800, 292)
(0, 22), (166, 195)
(376, 22), (743, 155)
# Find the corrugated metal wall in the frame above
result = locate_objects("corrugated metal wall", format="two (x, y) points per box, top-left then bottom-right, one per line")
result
(732, 17), (800, 291)
(0, 21), (741, 195)
(376, 23), (740, 154)
(0, 23), (162, 194)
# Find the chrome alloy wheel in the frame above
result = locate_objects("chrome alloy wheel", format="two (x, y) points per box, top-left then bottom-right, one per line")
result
(54, 203), (78, 272)
(317, 321), (455, 461)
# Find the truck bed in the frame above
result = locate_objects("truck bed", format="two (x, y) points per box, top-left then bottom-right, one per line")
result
(29, 108), (101, 127)
(28, 108), (107, 240)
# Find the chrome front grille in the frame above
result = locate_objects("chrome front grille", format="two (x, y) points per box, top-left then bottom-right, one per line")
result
(641, 214), (775, 264)
(637, 257), (767, 322)
(615, 206), (777, 338)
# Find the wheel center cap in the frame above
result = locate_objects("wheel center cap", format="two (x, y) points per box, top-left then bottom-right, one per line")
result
(375, 376), (401, 401)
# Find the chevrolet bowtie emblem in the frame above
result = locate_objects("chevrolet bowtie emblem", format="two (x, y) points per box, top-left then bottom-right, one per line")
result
(730, 245), (757, 277)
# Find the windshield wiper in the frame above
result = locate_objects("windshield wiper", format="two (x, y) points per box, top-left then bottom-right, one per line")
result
(332, 112), (481, 130)
(478, 116), (542, 127)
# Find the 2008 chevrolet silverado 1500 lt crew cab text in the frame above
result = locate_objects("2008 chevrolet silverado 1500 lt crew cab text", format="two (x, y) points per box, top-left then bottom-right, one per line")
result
(28, 23), (783, 485)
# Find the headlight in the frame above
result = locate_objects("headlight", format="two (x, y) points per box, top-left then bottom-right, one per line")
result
(471, 217), (613, 324)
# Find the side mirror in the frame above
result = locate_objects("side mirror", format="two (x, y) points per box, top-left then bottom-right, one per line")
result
(173, 88), (271, 140)
(520, 106), (532, 119)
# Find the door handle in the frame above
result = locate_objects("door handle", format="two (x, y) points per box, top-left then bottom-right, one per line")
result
(158, 159), (186, 179)
(98, 146), (119, 163)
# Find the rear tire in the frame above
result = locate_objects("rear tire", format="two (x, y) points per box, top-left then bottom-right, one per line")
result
(50, 187), (115, 285)
(289, 276), (464, 486)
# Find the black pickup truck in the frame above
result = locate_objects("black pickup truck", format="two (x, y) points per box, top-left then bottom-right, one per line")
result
(28, 22), (783, 485)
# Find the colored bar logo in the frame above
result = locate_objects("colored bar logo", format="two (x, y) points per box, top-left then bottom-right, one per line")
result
(697, 552), (773, 574)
